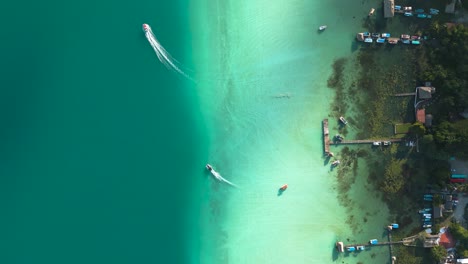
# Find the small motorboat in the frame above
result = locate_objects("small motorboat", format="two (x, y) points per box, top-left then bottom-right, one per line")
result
(430, 8), (439, 13)
(403, 6), (412, 11)
(369, 239), (378, 245)
(331, 160), (340, 166)
(319, 25), (327, 31)
(339, 116), (348, 125)
(404, 12), (413, 17)
(280, 184), (288, 191)
(381, 33), (390, 38)
(368, 8), (375, 16)
(371, 33), (380, 38)
(206, 164), (213, 171)
(335, 134), (344, 141)
(376, 38), (386, 44)
(401, 34), (410, 39)
(417, 13), (427, 18)
(347, 246), (356, 252)
(357, 245), (365, 251)
(388, 38), (398, 44)
(411, 40), (421, 45)
(415, 9), (425, 13)
(402, 39), (411, 44)
(394, 5), (402, 11)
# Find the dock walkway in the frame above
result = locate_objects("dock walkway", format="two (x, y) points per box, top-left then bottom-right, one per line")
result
(332, 138), (403, 145)
(394, 92), (416, 97)
(323, 119), (330, 154)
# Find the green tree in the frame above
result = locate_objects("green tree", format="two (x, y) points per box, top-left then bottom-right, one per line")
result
(430, 245), (447, 262)
(409, 122), (426, 137)
(381, 159), (404, 195)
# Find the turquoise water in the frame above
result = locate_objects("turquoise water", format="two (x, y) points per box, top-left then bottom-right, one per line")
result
(1, 0), (399, 263)
(191, 0), (394, 263)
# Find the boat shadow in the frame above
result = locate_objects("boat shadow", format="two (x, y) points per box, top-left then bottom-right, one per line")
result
(324, 155), (331, 166)
(331, 243), (339, 261)
(277, 188), (286, 196)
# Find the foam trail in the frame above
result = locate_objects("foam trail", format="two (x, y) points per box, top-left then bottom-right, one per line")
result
(143, 24), (193, 81)
(210, 169), (238, 188)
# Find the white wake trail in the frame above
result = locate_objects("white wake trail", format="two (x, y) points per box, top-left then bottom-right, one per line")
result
(210, 170), (238, 188)
(144, 27), (193, 81)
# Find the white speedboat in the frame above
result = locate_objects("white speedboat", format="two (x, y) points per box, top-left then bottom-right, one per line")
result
(319, 25), (327, 31)
(206, 164), (213, 171)
(142, 23), (151, 32)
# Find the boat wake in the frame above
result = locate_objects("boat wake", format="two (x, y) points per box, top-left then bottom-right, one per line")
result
(143, 23), (194, 81)
(206, 164), (238, 188)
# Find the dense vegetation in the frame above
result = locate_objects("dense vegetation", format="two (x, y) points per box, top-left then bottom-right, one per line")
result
(420, 23), (468, 158)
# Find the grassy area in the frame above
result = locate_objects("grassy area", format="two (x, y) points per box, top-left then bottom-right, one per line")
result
(395, 123), (412, 134)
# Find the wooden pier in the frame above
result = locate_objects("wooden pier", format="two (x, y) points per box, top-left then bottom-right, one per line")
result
(323, 119), (330, 154)
(331, 138), (403, 145)
(394, 92), (415, 97)
(322, 118), (403, 150)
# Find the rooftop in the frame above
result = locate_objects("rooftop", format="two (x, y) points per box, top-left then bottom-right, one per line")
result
(440, 230), (455, 249)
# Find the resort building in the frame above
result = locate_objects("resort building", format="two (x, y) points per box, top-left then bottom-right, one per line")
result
(417, 86), (436, 99)
(384, 0), (395, 18)
(434, 205), (444, 219)
(416, 109), (426, 124)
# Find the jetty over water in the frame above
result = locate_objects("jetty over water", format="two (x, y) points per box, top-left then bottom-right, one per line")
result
(384, 0), (395, 18)
(332, 138), (403, 145)
(322, 118), (403, 152)
(323, 119), (330, 154)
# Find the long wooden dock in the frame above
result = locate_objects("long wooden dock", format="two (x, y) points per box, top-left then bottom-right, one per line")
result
(394, 92), (415, 97)
(323, 119), (330, 154)
(331, 138), (403, 145)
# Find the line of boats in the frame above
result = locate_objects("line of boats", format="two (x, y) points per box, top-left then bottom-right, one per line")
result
(356, 32), (424, 45)
(395, 6), (440, 18)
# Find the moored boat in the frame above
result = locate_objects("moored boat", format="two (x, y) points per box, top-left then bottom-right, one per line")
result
(369, 8), (375, 16)
(415, 9), (425, 13)
(371, 33), (380, 38)
(404, 12), (413, 17)
(388, 38), (399, 44)
(357, 246), (365, 251)
(347, 246), (356, 252)
(401, 34), (410, 39)
(356, 33), (365, 41)
(364, 38), (373, 43)
(363, 32), (371, 37)
(319, 25), (327, 31)
(336, 242), (344, 252)
(376, 38), (385, 43)
(394, 5), (401, 11)
(411, 40), (420, 45)
(339, 116), (348, 125)
(331, 160), (340, 166)
(369, 239), (378, 245)
(381, 33), (390, 38)
(417, 13), (427, 18)
(335, 134), (344, 141)
(279, 184), (288, 191)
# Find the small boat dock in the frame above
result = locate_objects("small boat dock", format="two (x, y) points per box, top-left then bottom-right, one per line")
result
(323, 119), (330, 154)
(332, 138), (403, 145)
